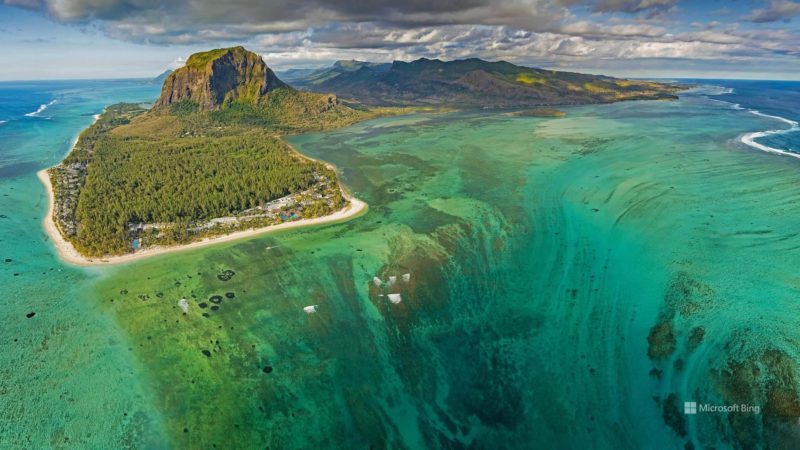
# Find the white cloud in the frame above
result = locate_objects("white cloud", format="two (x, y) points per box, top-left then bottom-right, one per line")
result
(744, 0), (800, 23)
(3, 0), (800, 77)
(168, 56), (186, 69)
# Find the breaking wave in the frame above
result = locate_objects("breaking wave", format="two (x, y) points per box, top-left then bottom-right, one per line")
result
(740, 110), (800, 159)
(25, 99), (56, 117)
(699, 84), (799, 158)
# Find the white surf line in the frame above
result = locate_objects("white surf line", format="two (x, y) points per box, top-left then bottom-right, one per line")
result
(706, 97), (743, 111)
(740, 109), (800, 159)
(688, 84), (735, 97)
(25, 99), (57, 117)
(705, 87), (800, 159)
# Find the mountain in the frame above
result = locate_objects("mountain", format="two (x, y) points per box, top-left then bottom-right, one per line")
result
(275, 68), (320, 85)
(154, 46), (287, 110)
(150, 46), (373, 131)
(298, 57), (682, 108)
(150, 69), (173, 85)
(279, 60), (391, 89)
(47, 47), (382, 258)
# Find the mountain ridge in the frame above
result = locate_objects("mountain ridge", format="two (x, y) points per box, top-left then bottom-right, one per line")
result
(295, 57), (683, 107)
(279, 60), (391, 88)
(150, 69), (173, 85)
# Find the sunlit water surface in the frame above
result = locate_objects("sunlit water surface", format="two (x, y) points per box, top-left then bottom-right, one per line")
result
(3, 80), (800, 448)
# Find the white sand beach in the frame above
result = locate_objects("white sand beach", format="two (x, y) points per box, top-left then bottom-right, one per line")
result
(38, 166), (367, 266)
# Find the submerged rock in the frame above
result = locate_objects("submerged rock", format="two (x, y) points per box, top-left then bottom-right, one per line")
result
(661, 393), (687, 437)
(712, 347), (800, 448)
(687, 326), (705, 351)
(647, 320), (676, 359)
(664, 272), (714, 316)
(217, 269), (235, 281)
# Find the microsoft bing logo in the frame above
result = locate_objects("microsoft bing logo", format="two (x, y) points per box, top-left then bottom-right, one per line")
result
(684, 402), (697, 414)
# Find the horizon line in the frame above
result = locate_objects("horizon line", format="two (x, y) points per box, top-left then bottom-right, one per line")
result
(3, 74), (800, 84)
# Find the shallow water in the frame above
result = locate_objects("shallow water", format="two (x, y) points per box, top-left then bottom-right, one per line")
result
(4, 81), (800, 448)
(0, 80), (168, 448)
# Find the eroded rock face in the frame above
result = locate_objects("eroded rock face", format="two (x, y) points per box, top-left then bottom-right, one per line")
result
(154, 46), (287, 110)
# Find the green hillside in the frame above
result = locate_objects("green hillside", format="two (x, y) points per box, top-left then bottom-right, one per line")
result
(48, 47), (374, 258)
(301, 57), (684, 107)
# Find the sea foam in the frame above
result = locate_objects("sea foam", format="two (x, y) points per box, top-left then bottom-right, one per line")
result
(25, 99), (57, 117)
(702, 86), (799, 158)
(689, 84), (735, 96)
(740, 109), (800, 159)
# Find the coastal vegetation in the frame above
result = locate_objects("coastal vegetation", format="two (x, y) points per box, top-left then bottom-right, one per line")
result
(48, 47), (369, 258)
(50, 104), (349, 256)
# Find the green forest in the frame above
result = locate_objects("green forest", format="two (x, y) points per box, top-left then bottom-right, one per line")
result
(45, 46), (420, 258)
(49, 102), (353, 257)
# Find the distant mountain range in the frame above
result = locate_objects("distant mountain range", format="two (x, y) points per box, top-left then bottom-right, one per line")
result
(278, 60), (390, 87)
(150, 69), (173, 84)
(286, 58), (682, 108)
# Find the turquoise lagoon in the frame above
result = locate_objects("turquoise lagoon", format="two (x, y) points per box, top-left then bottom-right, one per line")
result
(2, 80), (800, 448)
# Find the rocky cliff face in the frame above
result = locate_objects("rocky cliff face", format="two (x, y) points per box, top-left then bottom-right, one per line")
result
(154, 46), (287, 110)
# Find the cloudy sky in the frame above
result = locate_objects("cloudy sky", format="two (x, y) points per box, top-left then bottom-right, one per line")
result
(0, 0), (799, 80)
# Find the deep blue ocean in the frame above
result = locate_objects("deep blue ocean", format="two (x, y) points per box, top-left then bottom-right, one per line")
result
(0, 79), (162, 181)
(699, 79), (800, 155)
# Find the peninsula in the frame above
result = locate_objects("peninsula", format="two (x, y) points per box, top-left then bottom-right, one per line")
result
(42, 46), (374, 264)
(41, 46), (682, 265)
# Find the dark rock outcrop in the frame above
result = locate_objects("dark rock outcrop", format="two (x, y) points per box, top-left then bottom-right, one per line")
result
(154, 46), (286, 110)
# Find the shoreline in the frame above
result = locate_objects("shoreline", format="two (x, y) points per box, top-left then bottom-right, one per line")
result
(38, 116), (368, 266)
(39, 168), (367, 266)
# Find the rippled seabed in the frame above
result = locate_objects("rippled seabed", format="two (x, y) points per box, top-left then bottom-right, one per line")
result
(5, 88), (800, 448)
